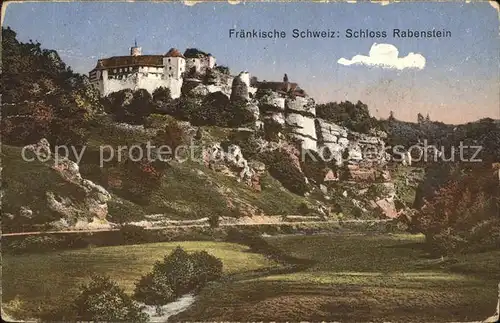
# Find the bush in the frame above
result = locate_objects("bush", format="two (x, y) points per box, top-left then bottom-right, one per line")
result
(186, 92), (254, 127)
(133, 247), (223, 306)
(259, 150), (309, 195)
(413, 169), (500, 255)
(74, 275), (149, 322)
(191, 250), (223, 286)
(104, 89), (154, 124)
(316, 100), (381, 133)
(134, 272), (175, 306)
(208, 214), (220, 228)
(2, 235), (84, 254)
(1, 27), (100, 146)
(214, 65), (230, 75)
(120, 224), (150, 243)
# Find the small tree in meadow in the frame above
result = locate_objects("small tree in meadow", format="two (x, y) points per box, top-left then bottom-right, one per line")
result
(133, 247), (223, 306)
(74, 275), (148, 322)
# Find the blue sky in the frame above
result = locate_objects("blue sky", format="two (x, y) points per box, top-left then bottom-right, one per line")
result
(3, 1), (499, 123)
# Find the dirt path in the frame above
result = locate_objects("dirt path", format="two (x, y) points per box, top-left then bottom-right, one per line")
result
(1, 219), (391, 237)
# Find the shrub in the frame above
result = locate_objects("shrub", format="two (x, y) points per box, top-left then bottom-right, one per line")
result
(133, 247), (223, 306)
(259, 150), (309, 195)
(316, 100), (380, 133)
(104, 89), (154, 124)
(413, 169), (500, 255)
(214, 65), (230, 75)
(74, 275), (148, 322)
(4, 235), (65, 254)
(152, 119), (188, 153)
(208, 214), (220, 228)
(120, 224), (150, 243)
(134, 272), (175, 306)
(1, 27), (100, 146)
(191, 250), (223, 286)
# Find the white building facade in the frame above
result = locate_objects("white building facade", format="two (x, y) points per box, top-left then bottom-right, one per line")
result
(89, 46), (214, 98)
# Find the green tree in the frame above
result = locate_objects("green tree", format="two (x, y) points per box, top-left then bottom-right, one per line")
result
(74, 275), (148, 322)
(133, 247), (223, 306)
(316, 100), (380, 133)
(1, 27), (101, 146)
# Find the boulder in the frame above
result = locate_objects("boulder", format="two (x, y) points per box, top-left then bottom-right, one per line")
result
(24, 138), (51, 160)
(315, 119), (348, 141)
(285, 96), (316, 116)
(51, 158), (82, 182)
(230, 71), (251, 102)
(245, 102), (260, 122)
(249, 160), (266, 174)
(374, 197), (398, 219)
(258, 90), (286, 111)
(19, 206), (34, 219)
(286, 113), (317, 151)
(189, 84), (209, 97)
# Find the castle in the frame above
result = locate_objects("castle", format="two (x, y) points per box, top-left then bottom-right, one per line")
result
(89, 43), (216, 98)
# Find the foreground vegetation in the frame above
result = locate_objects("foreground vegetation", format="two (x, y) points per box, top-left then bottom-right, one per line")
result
(3, 234), (499, 322)
(2, 241), (278, 320)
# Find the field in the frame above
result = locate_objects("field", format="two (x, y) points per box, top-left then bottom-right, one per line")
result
(3, 234), (499, 322)
(174, 234), (499, 322)
(1, 241), (279, 319)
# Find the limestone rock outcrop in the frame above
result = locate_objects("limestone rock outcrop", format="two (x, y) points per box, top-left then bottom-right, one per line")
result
(316, 118), (387, 166)
(21, 138), (113, 230)
(285, 96), (316, 117)
(284, 97), (317, 151)
(203, 142), (261, 190)
(230, 71), (251, 102)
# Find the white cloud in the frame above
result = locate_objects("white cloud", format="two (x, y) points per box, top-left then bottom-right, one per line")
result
(338, 43), (426, 70)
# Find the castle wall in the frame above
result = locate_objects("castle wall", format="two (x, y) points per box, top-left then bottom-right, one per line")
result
(99, 71), (183, 98)
(186, 56), (216, 74)
(163, 57), (185, 79)
(186, 58), (202, 73)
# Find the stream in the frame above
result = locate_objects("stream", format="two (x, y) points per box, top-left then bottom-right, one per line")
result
(141, 293), (197, 322)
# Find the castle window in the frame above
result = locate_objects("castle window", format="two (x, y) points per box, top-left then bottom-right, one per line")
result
(168, 58), (171, 63)
(169, 66), (172, 70)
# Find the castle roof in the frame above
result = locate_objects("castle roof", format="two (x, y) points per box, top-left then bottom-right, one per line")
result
(93, 55), (164, 70)
(165, 48), (185, 58)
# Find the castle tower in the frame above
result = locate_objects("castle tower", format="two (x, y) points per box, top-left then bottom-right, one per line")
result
(130, 40), (142, 56)
(284, 73), (291, 92)
(163, 48), (185, 80)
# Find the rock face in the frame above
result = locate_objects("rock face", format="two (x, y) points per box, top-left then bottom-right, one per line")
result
(203, 142), (262, 190)
(285, 97), (317, 151)
(230, 71), (251, 102)
(255, 85), (387, 166)
(286, 113), (317, 151)
(316, 118), (387, 166)
(286, 96), (316, 116)
(22, 138), (113, 230)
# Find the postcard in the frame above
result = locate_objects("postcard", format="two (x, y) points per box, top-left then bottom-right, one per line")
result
(1, 1), (499, 322)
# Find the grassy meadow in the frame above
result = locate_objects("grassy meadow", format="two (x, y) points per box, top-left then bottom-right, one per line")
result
(2, 233), (499, 322)
(1, 241), (279, 319)
(174, 233), (499, 322)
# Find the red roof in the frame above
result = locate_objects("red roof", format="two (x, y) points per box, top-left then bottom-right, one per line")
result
(165, 48), (185, 58)
(93, 55), (164, 70)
